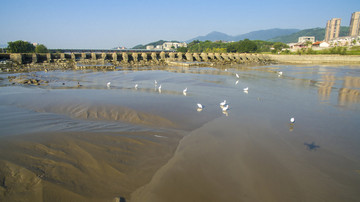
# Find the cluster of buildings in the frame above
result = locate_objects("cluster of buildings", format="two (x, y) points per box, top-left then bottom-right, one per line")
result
(289, 11), (360, 51)
(146, 42), (187, 51)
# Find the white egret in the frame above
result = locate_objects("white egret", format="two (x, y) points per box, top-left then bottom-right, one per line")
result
(107, 82), (111, 88)
(135, 84), (138, 89)
(243, 87), (249, 91)
(222, 104), (229, 111)
(235, 80), (239, 85)
(220, 100), (226, 107)
(290, 117), (295, 123)
(278, 71), (283, 76)
(236, 73), (239, 78)
(183, 87), (187, 94)
(197, 103), (203, 109)
(154, 80), (158, 85)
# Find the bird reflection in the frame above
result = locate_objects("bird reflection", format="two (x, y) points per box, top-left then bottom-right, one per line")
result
(289, 123), (294, 132)
(304, 142), (320, 151)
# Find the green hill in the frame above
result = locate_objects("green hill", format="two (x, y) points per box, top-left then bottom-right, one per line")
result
(268, 27), (349, 43)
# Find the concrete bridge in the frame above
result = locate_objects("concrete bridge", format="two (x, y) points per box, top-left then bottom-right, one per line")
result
(0, 52), (271, 66)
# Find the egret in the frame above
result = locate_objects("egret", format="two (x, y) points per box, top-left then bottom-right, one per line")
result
(278, 71), (283, 76)
(220, 100), (226, 107)
(243, 87), (249, 91)
(135, 84), (138, 89)
(183, 87), (187, 94)
(290, 117), (295, 123)
(222, 104), (229, 111)
(158, 84), (161, 91)
(197, 103), (203, 109)
(236, 73), (239, 78)
(154, 80), (158, 85)
(235, 80), (239, 85)
(107, 82), (111, 88)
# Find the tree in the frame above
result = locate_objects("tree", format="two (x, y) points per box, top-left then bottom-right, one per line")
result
(227, 39), (257, 53)
(7, 40), (35, 53)
(35, 44), (49, 53)
(177, 47), (188, 53)
(272, 42), (289, 53)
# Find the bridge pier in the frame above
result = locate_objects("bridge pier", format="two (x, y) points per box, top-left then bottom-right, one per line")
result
(169, 52), (175, 61)
(208, 53), (215, 61)
(193, 53), (201, 61)
(200, 53), (208, 62)
(46, 53), (52, 62)
(10, 53), (23, 64)
(177, 52), (184, 61)
(151, 52), (158, 62)
(112, 53), (118, 62)
(185, 53), (193, 62)
(132, 53), (138, 62)
(32, 54), (38, 63)
(122, 52), (128, 63)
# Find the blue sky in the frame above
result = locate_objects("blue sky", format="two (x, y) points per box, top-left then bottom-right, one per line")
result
(1, 0), (359, 49)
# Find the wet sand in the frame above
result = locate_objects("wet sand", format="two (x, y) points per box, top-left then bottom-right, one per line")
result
(0, 131), (183, 201)
(132, 118), (360, 201)
(1, 65), (360, 201)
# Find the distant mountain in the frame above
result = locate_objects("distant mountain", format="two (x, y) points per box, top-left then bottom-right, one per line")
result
(186, 31), (234, 42)
(268, 26), (349, 43)
(233, 28), (300, 41)
(186, 28), (300, 42)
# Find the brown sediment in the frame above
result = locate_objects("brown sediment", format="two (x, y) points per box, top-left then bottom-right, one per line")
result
(38, 103), (180, 130)
(130, 118), (360, 202)
(0, 131), (183, 201)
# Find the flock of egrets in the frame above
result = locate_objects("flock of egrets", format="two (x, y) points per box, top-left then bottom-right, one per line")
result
(105, 70), (294, 123)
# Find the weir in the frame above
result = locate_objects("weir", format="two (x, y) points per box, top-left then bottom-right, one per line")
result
(0, 52), (271, 66)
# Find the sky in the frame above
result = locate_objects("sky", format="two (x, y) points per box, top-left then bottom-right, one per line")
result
(1, 0), (359, 49)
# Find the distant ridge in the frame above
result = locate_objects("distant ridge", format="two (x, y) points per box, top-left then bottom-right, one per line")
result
(186, 28), (300, 42)
(268, 26), (349, 43)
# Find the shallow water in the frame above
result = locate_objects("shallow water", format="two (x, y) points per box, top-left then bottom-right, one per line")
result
(0, 64), (360, 201)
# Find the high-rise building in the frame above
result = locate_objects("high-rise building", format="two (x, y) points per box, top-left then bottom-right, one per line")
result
(325, 18), (341, 41)
(349, 11), (360, 37)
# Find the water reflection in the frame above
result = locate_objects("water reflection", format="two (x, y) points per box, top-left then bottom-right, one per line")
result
(317, 72), (360, 107)
(304, 142), (320, 151)
(289, 123), (295, 132)
(338, 76), (360, 106)
(318, 73), (335, 102)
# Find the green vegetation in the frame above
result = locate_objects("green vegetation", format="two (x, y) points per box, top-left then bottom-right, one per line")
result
(347, 46), (360, 55)
(6, 40), (49, 53)
(283, 46), (360, 55)
(35, 44), (49, 53)
(7, 40), (35, 53)
(177, 39), (288, 54)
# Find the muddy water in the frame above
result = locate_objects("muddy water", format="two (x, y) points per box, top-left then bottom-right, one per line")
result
(0, 64), (360, 201)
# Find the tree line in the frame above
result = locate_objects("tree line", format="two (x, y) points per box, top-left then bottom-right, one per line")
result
(177, 39), (288, 53)
(4, 40), (49, 53)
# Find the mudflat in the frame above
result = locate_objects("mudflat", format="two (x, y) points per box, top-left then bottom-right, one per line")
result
(0, 64), (360, 201)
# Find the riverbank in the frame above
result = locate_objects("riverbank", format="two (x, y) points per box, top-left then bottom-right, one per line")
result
(268, 54), (360, 64)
